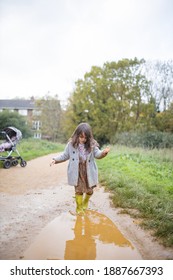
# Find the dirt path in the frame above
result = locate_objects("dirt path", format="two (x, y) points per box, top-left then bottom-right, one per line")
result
(0, 154), (173, 260)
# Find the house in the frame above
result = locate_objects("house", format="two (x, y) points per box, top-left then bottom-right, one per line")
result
(0, 98), (42, 138)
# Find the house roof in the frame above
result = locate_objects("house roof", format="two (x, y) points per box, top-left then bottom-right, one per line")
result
(0, 99), (35, 110)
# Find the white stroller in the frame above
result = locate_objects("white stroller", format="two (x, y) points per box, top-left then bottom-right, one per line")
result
(0, 126), (27, 169)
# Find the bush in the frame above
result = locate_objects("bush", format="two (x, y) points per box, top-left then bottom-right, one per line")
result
(112, 131), (173, 149)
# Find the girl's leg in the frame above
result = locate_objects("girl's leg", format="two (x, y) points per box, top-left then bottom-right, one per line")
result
(83, 188), (93, 211)
(75, 191), (84, 214)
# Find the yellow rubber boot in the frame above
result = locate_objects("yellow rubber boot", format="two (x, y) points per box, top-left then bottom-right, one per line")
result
(83, 194), (92, 211)
(75, 194), (84, 214)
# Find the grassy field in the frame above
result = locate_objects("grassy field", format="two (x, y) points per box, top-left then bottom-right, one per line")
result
(1, 139), (173, 246)
(97, 145), (173, 247)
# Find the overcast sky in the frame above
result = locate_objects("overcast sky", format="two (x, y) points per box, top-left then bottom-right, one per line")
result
(0, 0), (173, 102)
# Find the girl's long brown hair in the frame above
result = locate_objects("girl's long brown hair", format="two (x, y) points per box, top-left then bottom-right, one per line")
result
(70, 123), (99, 152)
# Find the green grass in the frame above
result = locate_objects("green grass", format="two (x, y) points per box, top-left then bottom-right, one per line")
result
(17, 138), (65, 161)
(97, 145), (173, 247)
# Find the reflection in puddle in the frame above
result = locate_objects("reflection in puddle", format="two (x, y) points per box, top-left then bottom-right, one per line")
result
(24, 210), (142, 260)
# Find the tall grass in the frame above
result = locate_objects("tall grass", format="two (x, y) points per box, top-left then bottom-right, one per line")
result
(97, 145), (173, 247)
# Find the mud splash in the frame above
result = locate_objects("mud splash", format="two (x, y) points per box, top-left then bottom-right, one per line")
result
(24, 210), (142, 260)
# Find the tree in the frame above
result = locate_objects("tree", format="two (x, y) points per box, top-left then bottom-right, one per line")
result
(63, 58), (151, 144)
(36, 94), (63, 141)
(144, 60), (173, 111)
(155, 102), (173, 132)
(0, 110), (32, 138)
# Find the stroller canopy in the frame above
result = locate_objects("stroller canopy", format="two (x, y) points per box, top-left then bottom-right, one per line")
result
(3, 127), (22, 141)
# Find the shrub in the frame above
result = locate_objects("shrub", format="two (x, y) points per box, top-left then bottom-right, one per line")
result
(113, 131), (173, 149)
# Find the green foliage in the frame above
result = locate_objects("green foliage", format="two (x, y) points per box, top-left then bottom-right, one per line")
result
(112, 131), (173, 149)
(155, 103), (173, 132)
(63, 58), (173, 144)
(63, 58), (151, 145)
(97, 145), (173, 246)
(0, 110), (32, 138)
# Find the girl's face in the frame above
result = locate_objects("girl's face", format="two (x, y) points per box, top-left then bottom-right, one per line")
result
(79, 133), (87, 144)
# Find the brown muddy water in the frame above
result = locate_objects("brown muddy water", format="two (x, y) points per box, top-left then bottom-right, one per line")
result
(23, 210), (142, 260)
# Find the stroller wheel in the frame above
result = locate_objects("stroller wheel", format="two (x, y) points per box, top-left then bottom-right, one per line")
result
(20, 160), (27, 167)
(12, 159), (19, 166)
(3, 160), (11, 169)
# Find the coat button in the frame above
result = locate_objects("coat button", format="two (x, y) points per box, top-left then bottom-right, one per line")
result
(73, 151), (75, 153)
(72, 158), (74, 161)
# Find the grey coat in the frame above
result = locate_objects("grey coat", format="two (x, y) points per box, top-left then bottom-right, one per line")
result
(53, 141), (106, 187)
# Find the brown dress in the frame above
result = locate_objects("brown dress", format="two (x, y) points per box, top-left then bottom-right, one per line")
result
(75, 161), (95, 195)
(75, 143), (96, 195)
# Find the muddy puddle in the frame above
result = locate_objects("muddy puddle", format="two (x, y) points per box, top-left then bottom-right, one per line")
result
(23, 210), (142, 260)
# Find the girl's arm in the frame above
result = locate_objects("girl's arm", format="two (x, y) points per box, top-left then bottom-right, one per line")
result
(94, 146), (110, 159)
(50, 142), (70, 166)
(102, 146), (110, 156)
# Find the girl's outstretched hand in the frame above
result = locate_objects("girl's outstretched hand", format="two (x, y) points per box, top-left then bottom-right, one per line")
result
(102, 146), (110, 156)
(50, 160), (56, 166)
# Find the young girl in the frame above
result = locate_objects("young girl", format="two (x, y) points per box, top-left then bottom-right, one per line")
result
(50, 122), (110, 214)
